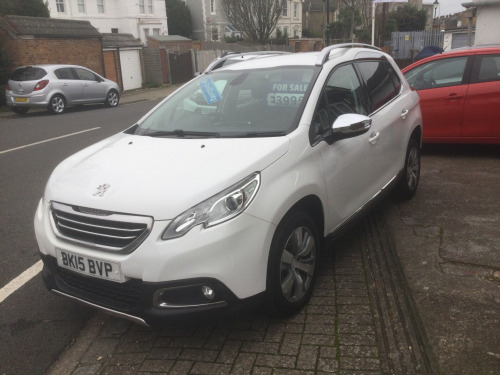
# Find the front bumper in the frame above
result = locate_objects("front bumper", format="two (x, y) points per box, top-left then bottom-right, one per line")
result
(35, 199), (275, 326)
(41, 254), (263, 326)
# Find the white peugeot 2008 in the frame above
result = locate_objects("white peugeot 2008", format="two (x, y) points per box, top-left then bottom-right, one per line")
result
(34, 44), (422, 327)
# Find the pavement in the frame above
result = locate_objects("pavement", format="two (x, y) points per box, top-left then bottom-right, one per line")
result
(10, 86), (498, 375)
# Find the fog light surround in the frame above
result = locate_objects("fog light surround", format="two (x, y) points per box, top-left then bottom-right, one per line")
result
(153, 284), (225, 308)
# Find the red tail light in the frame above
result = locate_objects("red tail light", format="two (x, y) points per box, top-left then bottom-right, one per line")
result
(34, 79), (49, 91)
(6, 83), (11, 91)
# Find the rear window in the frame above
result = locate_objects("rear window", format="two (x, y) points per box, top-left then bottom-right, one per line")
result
(9, 67), (47, 81)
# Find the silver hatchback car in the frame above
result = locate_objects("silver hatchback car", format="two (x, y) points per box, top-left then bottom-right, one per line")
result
(6, 64), (120, 115)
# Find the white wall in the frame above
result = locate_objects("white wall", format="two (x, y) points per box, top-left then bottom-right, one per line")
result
(46, 0), (168, 44)
(474, 2), (500, 45)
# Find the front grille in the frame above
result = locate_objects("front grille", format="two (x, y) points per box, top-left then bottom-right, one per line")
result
(53, 260), (142, 310)
(50, 202), (152, 253)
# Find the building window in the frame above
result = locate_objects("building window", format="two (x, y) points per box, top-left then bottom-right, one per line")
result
(56, 0), (65, 13)
(144, 28), (150, 38)
(282, 1), (288, 17)
(139, 0), (153, 14)
(111, 28), (118, 33)
(77, 0), (85, 13)
(97, 0), (104, 13)
(153, 28), (160, 35)
(293, 2), (298, 18)
(210, 0), (216, 14)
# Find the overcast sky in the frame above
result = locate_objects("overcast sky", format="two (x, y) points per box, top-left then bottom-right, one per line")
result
(425, 0), (467, 16)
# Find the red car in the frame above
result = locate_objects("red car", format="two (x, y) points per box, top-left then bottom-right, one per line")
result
(402, 46), (500, 144)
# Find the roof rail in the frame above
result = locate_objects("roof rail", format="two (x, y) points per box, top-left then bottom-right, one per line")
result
(315, 43), (382, 66)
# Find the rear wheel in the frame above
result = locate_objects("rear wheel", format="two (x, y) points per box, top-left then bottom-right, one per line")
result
(264, 210), (320, 317)
(395, 138), (420, 200)
(104, 89), (119, 108)
(48, 94), (66, 114)
(11, 107), (29, 115)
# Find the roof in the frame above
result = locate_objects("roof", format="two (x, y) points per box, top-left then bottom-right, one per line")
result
(0, 15), (100, 38)
(147, 35), (192, 42)
(102, 33), (142, 48)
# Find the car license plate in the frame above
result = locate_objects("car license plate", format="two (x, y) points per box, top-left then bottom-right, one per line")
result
(56, 249), (123, 282)
(15, 97), (29, 103)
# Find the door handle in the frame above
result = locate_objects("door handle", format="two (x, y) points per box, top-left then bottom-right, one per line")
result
(446, 93), (463, 100)
(61, 83), (68, 86)
(369, 132), (380, 144)
(401, 109), (409, 119)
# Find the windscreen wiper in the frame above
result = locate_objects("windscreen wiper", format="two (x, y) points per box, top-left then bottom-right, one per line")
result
(145, 130), (221, 138)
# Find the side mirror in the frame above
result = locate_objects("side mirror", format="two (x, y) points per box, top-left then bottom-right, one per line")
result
(328, 114), (372, 143)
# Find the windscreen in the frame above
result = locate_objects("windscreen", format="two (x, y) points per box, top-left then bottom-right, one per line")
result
(133, 66), (316, 138)
(10, 67), (47, 81)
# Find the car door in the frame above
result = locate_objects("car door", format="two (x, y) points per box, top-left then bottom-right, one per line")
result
(356, 59), (409, 188)
(74, 67), (107, 102)
(54, 67), (83, 104)
(404, 55), (471, 141)
(461, 53), (500, 142)
(312, 63), (375, 227)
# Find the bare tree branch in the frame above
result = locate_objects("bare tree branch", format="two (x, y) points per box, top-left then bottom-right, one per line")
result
(220, 0), (284, 44)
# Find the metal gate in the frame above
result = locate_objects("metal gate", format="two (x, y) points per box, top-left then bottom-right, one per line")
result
(167, 51), (194, 84)
(390, 31), (444, 59)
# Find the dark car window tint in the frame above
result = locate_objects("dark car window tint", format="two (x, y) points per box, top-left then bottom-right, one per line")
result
(471, 54), (500, 84)
(357, 61), (400, 110)
(403, 56), (468, 90)
(54, 68), (77, 80)
(9, 67), (47, 81)
(312, 64), (368, 135)
(75, 68), (98, 81)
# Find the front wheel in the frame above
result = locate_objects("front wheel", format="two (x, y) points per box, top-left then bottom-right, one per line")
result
(264, 210), (320, 317)
(48, 94), (66, 114)
(394, 138), (420, 200)
(104, 89), (119, 108)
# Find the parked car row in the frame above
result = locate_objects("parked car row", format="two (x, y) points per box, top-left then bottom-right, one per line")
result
(5, 64), (120, 115)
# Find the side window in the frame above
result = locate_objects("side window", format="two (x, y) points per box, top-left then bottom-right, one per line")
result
(54, 68), (76, 80)
(357, 60), (401, 111)
(471, 54), (500, 84)
(313, 64), (368, 135)
(403, 56), (468, 91)
(74, 68), (98, 81)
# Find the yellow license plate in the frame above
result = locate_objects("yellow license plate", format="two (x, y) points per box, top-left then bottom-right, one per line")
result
(15, 97), (29, 103)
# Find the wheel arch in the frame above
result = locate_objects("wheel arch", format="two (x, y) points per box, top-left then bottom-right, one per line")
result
(280, 195), (325, 242)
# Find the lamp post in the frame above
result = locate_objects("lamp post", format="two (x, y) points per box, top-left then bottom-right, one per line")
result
(433, 0), (439, 27)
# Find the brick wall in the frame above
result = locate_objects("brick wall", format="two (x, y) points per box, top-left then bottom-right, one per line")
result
(0, 27), (103, 76)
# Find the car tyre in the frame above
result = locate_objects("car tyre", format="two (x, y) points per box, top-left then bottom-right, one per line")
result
(48, 94), (66, 114)
(105, 89), (119, 108)
(264, 210), (320, 317)
(11, 107), (29, 115)
(395, 138), (420, 200)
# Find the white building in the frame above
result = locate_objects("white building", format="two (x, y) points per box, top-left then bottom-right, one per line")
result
(184, 0), (303, 42)
(462, 0), (500, 46)
(46, 0), (169, 44)
(276, 0), (303, 39)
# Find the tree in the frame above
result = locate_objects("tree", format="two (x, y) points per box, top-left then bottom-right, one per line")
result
(390, 5), (427, 32)
(340, 0), (364, 41)
(0, 0), (50, 17)
(165, 0), (192, 38)
(331, 7), (363, 41)
(220, 0), (285, 45)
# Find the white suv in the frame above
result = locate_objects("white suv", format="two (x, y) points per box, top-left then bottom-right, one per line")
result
(34, 44), (422, 326)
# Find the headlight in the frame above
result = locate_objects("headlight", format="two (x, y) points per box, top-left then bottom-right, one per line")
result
(162, 172), (260, 239)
